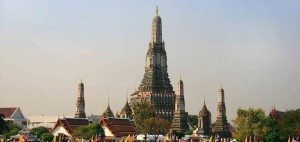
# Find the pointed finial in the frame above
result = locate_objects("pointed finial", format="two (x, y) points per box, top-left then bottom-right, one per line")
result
(180, 73), (182, 80)
(204, 94), (206, 105)
(81, 77), (82, 83)
(126, 91), (129, 103)
(156, 5), (159, 16)
(126, 95), (128, 103)
(108, 95), (110, 107)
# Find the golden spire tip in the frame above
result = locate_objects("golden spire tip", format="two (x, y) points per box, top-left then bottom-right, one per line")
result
(180, 73), (182, 80)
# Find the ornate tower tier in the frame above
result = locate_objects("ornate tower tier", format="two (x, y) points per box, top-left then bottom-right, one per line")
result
(139, 6), (173, 94)
(198, 97), (212, 136)
(75, 80), (86, 118)
(131, 6), (175, 121)
(171, 78), (189, 132)
(102, 102), (114, 118)
(213, 87), (231, 138)
(116, 98), (133, 120)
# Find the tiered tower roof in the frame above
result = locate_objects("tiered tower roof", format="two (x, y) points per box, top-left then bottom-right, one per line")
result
(75, 79), (86, 118)
(137, 6), (174, 94)
(102, 99), (114, 118)
(171, 78), (189, 132)
(199, 100), (211, 118)
(120, 99), (132, 115)
(197, 96), (212, 136)
(117, 98), (133, 119)
(130, 6), (175, 121)
(213, 87), (231, 138)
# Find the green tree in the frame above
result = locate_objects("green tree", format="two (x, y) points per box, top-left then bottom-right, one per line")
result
(187, 115), (198, 128)
(143, 117), (171, 141)
(264, 117), (280, 142)
(3, 122), (21, 138)
(184, 130), (193, 135)
(40, 133), (54, 142)
(72, 123), (105, 140)
(30, 126), (49, 138)
(232, 108), (268, 142)
(132, 99), (156, 130)
(0, 114), (9, 134)
(132, 99), (157, 141)
(278, 110), (300, 141)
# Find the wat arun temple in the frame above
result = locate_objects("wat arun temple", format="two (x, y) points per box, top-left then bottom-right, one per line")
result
(102, 6), (232, 138)
(130, 7), (176, 122)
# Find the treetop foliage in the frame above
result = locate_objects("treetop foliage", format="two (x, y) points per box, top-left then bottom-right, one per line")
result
(72, 123), (105, 140)
(30, 126), (49, 138)
(233, 108), (300, 142)
(131, 99), (157, 132)
(187, 115), (198, 128)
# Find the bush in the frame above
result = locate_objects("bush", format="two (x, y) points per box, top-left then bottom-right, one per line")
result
(40, 133), (54, 142)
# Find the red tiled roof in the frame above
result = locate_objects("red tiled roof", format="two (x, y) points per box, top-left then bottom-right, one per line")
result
(0, 107), (17, 118)
(100, 118), (139, 138)
(106, 118), (132, 125)
(50, 118), (90, 135)
(111, 125), (137, 132)
(65, 118), (90, 126)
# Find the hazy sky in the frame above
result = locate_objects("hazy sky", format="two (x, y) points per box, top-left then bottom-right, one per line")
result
(1, 1), (300, 122)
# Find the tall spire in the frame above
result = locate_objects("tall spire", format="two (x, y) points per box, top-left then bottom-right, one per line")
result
(177, 78), (184, 97)
(214, 87), (231, 138)
(151, 6), (162, 43)
(132, 6), (175, 122)
(171, 78), (188, 132)
(201, 94), (209, 113)
(139, 6), (172, 94)
(102, 95), (114, 118)
(175, 77), (185, 111)
(75, 80), (86, 118)
(198, 93), (212, 136)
